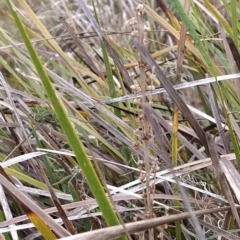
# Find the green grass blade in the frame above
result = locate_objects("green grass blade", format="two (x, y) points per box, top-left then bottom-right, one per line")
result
(6, 0), (123, 233)
(92, 0), (121, 117)
(230, 0), (238, 46)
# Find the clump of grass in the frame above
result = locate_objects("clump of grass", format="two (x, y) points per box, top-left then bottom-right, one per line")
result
(0, 0), (240, 239)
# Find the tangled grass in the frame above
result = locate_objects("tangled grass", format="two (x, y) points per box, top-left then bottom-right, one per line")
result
(1, 0), (240, 239)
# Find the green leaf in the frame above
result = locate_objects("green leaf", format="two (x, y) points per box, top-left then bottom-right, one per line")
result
(6, 0), (122, 233)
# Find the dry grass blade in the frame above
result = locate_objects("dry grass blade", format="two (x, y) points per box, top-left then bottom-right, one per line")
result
(83, 139), (132, 240)
(207, 84), (230, 153)
(174, 176), (206, 240)
(133, 38), (210, 155)
(0, 153), (237, 233)
(77, 0), (133, 91)
(226, 36), (240, 72)
(0, 152), (46, 168)
(0, 192), (207, 229)
(40, 166), (76, 235)
(142, 103), (171, 165)
(199, 219), (240, 240)
(206, 133), (240, 228)
(3, 0), (240, 239)
(75, 100), (134, 146)
(221, 158), (240, 204)
(220, 25), (240, 95)
(175, 0), (189, 84)
(0, 122), (20, 128)
(100, 73), (240, 105)
(0, 72), (27, 141)
(58, 206), (239, 240)
(225, 105), (240, 143)
(59, 17), (105, 81)
(0, 184), (17, 239)
(73, 99), (163, 159)
(0, 167), (71, 238)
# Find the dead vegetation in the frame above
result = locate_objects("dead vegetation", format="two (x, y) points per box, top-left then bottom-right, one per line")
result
(0, 0), (240, 239)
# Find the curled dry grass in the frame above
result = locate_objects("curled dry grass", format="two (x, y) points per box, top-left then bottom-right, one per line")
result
(1, 0), (240, 239)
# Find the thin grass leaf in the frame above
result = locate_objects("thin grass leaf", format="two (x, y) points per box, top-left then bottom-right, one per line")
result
(5, 0), (124, 235)
(199, 219), (240, 240)
(203, 0), (232, 36)
(77, 0), (133, 92)
(0, 185), (17, 240)
(145, 4), (218, 75)
(57, 205), (240, 240)
(4, 167), (56, 190)
(172, 105), (181, 240)
(227, 115), (240, 169)
(100, 73), (240, 105)
(0, 166), (68, 238)
(91, 3), (118, 101)
(31, 124), (57, 184)
(206, 133), (240, 228)
(133, 38), (210, 155)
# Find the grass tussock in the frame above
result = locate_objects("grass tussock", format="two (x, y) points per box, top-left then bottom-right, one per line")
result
(1, 0), (240, 239)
